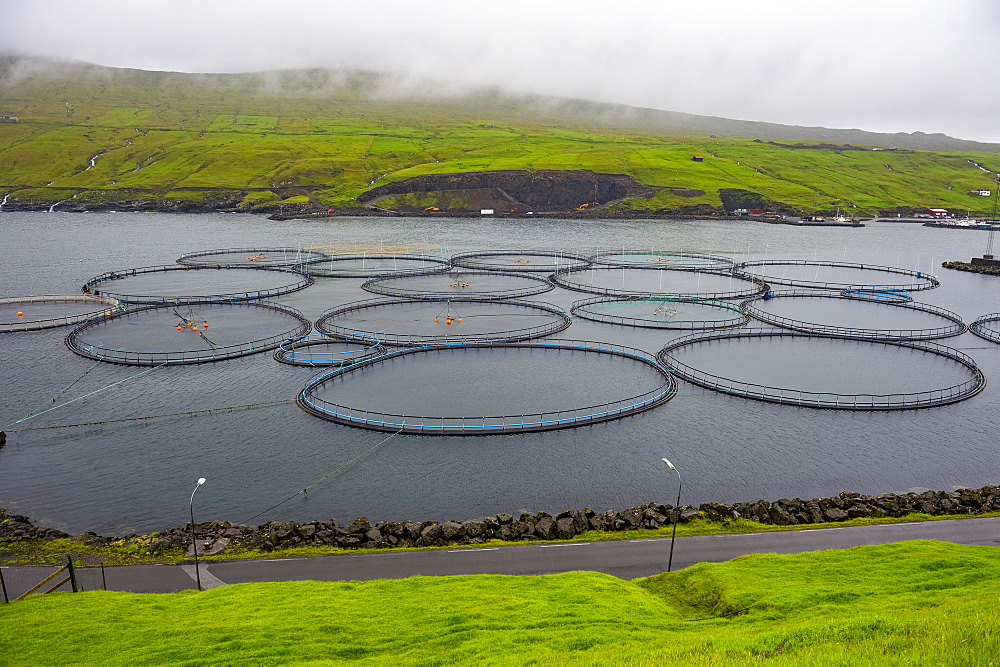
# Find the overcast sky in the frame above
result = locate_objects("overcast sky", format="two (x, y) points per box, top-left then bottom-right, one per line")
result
(3, 0), (999, 142)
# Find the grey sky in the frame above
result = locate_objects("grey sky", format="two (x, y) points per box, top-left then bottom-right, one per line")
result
(3, 0), (998, 141)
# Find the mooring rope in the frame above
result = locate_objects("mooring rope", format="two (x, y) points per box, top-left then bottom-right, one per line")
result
(242, 426), (404, 525)
(7, 399), (294, 432)
(12, 362), (168, 425)
(19, 358), (103, 420)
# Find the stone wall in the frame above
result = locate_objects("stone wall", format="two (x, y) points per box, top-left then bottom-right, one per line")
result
(3, 486), (999, 555)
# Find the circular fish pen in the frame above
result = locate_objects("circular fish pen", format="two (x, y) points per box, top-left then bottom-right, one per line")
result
(552, 266), (765, 299)
(315, 297), (571, 346)
(450, 250), (591, 272)
(657, 329), (985, 410)
(65, 301), (312, 365)
(742, 291), (966, 340)
(297, 339), (676, 434)
(571, 296), (749, 330)
(969, 313), (1000, 344)
(177, 247), (328, 268)
(0, 294), (121, 332)
(274, 334), (387, 367)
(82, 265), (313, 304)
(840, 288), (912, 303)
(589, 251), (735, 271)
(362, 270), (553, 300)
(733, 260), (939, 291)
(295, 253), (450, 278)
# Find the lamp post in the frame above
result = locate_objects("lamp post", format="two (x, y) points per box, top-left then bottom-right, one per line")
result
(189, 477), (206, 591)
(661, 458), (682, 572)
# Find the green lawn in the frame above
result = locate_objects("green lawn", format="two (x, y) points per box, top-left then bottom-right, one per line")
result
(2, 540), (998, 664)
(1, 63), (997, 214)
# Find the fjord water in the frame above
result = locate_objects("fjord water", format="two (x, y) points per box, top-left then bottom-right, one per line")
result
(1, 211), (997, 535)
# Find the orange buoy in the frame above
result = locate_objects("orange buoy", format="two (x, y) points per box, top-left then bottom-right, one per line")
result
(176, 325), (183, 330)
(434, 318), (439, 322)
(202, 323), (209, 328)
(17, 311), (24, 316)
(457, 318), (463, 322)
(192, 326), (199, 330)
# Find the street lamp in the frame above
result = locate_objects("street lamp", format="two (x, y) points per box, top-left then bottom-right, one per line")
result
(189, 477), (206, 591)
(661, 458), (682, 572)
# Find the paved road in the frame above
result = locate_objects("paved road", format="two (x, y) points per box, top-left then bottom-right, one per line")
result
(3, 517), (999, 599)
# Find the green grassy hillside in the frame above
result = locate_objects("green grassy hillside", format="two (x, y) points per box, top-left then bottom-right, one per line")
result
(1, 58), (997, 216)
(2, 540), (998, 664)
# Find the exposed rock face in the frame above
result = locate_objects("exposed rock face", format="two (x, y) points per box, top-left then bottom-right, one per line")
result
(358, 169), (655, 213)
(4, 486), (1000, 555)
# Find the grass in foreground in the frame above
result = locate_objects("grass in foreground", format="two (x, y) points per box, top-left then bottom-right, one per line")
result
(1, 540), (998, 664)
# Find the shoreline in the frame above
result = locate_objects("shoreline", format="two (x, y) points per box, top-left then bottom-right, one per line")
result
(3, 485), (998, 560)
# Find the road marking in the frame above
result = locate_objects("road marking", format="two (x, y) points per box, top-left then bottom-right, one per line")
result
(446, 548), (500, 553)
(180, 564), (227, 589)
(539, 543), (590, 548)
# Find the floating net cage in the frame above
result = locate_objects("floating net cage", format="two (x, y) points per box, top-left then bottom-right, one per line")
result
(742, 290), (966, 341)
(450, 250), (592, 272)
(66, 301), (312, 365)
(589, 251), (735, 271)
(274, 333), (387, 367)
(82, 265), (313, 304)
(294, 253), (451, 278)
(571, 296), (749, 330)
(0, 294), (121, 332)
(969, 313), (1000, 344)
(177, 247), (328, 268)
(362, 270), (553, 300)
(733, 260), (939, 291)
(657, 329), (985, 410)
(314, 297), (572, 346)
(297, 339), (677, 434)
(552, 266), (766, 299)
(840, 288), (913, 303)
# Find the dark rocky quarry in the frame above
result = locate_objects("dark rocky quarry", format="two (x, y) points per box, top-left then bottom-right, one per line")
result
(357, 169), (657, 214)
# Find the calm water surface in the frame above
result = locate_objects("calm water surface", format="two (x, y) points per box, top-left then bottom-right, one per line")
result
(1, 212), (998, 534)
